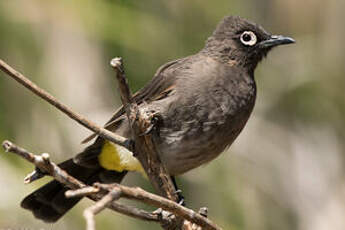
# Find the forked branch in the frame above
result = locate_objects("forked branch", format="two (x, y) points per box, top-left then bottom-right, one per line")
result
(110, 58), (179, 202)
(2, 141), (220, 230)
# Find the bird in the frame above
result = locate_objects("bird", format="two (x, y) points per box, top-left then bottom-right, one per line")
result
(21, 15), (295, 222)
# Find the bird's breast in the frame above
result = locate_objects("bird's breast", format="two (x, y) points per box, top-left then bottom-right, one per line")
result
(155, 76), (256, 175)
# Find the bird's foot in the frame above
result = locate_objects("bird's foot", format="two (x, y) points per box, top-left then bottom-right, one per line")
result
(171, 176), (186, 206)
(174, 189), (186, 206)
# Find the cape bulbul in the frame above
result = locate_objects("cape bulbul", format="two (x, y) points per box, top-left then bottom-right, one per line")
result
(21, 15), (295, 222)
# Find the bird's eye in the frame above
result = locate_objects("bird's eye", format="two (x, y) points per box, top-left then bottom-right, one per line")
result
(240, 31), (257, 46)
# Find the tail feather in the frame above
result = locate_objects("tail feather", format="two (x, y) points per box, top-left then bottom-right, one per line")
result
(21, 159), (126, 223)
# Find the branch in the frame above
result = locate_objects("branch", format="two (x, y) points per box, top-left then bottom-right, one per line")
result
(110, 58), (133, 105)
(2, 140), (220, 230)
(0, 59), (131, 150)
(1, 140), (158, 223)
(86, 183), (220, 230)
(110, 58), (179, 202)
(111, 58), (210, 229)
(84, 188), (122, 230)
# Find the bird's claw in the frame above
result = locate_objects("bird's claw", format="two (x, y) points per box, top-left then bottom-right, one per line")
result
(174, 189), (185, 206)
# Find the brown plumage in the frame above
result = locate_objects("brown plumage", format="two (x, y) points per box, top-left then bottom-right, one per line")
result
(21, 15), (294, 222)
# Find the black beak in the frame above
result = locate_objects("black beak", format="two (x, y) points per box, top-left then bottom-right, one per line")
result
(259, 35), (295, 48)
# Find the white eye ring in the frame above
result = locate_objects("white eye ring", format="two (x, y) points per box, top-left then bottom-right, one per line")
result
(240, 31), (257, 46)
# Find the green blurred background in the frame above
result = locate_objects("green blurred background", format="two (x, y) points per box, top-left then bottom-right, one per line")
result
(0, 0), (344, 229)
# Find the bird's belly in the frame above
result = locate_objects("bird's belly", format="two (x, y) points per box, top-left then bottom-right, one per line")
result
(159, 142), (227, 175)
(156, 104), (254, 175)
(157, 121), (244, 175)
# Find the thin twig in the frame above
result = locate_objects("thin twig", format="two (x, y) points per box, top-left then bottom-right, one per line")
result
(65, 187), (100, 198)
(111, 58), (189, 229)
(110, 57), (133, 105)
(0, 59), (131, 150)
(68, 183), (219, 229)
(96, 183), (220, 230)
(2, 140), (84, 188)
(2, 140), (220, 229)
(1, 140), (159, 222)
(106, 202), (158, 222)
(111, 58), (179, 202)
(84, 188), (122, 230)
(67, 184), (220, 230)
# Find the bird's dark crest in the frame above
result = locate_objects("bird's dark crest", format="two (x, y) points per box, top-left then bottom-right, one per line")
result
(212, 16), (270, 41)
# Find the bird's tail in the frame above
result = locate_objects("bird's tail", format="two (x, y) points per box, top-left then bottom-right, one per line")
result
(21, 159), (126, 223)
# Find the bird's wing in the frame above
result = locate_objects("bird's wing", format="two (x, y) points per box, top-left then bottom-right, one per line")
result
(81, 57), (186, 144)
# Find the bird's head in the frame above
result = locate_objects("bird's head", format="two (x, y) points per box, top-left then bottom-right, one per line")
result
(203, 16), (295, 71)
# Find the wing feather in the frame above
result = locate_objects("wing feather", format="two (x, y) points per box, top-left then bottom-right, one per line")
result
(81, 57), (186, 144)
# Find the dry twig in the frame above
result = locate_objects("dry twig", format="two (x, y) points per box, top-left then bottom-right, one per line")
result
(111, 57), (185, 229)
(0, 59), (131, 150)
(2, 140), (158, 222)
(84, 188), (122, 230)
(74, 183), (219, 230)
(2, 140), (220, 230)
(110, 58), (179, 202)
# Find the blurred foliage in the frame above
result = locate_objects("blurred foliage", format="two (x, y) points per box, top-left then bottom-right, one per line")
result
(0, 0), (344, 230)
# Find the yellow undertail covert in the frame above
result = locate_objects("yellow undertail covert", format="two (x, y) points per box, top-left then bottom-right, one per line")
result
(98, 141), (145, 176)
